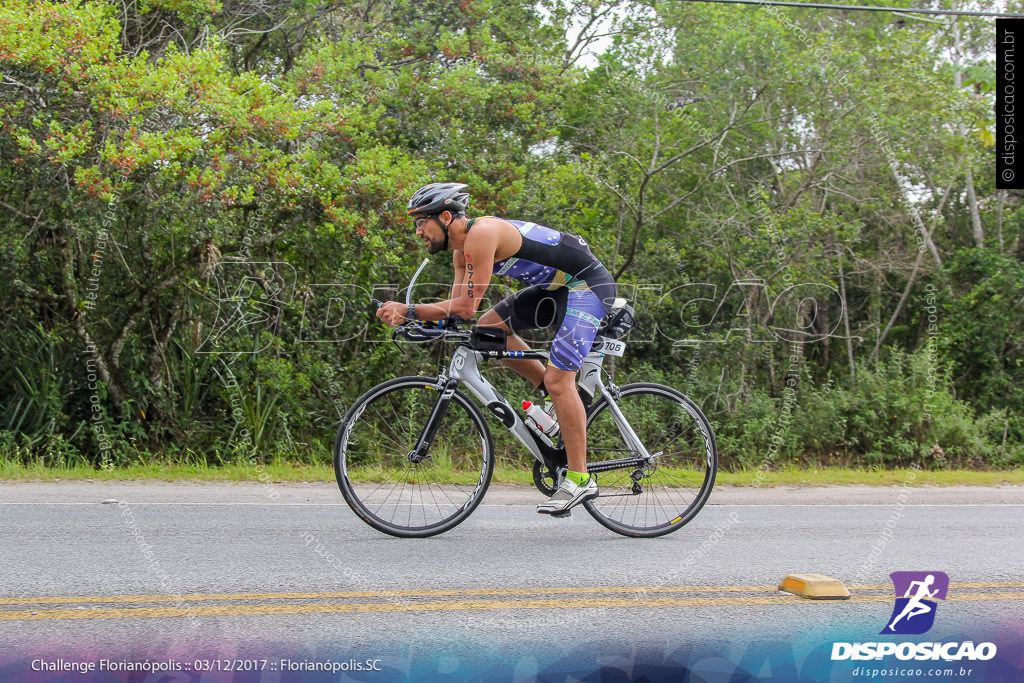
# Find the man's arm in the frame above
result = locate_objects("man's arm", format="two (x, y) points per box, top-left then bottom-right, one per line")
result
(451, 249), (467, 300)
(376, 231), (497, 325)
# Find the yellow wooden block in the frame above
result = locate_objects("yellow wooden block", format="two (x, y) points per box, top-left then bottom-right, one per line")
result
(778, 573), (851, 600)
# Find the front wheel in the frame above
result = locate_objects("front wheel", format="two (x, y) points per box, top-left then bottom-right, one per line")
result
(334, 376), (494, 538)
(582, 383), (717, 537)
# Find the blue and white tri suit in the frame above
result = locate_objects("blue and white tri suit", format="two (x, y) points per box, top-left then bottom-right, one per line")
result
(476, 218), (617, 372)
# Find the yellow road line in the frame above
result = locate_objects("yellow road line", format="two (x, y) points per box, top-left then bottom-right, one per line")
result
(848, 582), (1023, 590)
(1, 582), (1019, 607)
(1, 592), (1022, 622)
(947, 592), (1024, 602)
(0, 585), (777, 606)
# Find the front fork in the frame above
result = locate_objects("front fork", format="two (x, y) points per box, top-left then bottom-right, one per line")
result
(595, 382), (653, 460)
(407, 377), (459, 463)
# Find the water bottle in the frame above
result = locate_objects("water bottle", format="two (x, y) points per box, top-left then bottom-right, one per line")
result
(542, 401), (560, 435)
(522, 400), (560, 438)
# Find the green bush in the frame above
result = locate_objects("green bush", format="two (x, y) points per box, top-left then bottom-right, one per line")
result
(711, 348), (1012, 471)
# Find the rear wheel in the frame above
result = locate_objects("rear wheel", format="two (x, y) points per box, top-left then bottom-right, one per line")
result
(582, 383), (717, 537)
(334, 376), (494, 538)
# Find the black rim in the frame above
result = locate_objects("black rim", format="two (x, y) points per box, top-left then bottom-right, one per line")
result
(335, 378), (493, 536)
(583, 384), (717, 536)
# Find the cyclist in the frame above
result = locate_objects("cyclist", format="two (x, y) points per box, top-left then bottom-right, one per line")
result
(376, 182), (618, 515)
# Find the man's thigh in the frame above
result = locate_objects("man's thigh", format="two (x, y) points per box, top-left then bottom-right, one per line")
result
(490, 285), (567, 334)
(548, 289), (606, 372)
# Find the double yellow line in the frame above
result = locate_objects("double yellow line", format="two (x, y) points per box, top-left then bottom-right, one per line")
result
(1, 583), (1021, 622)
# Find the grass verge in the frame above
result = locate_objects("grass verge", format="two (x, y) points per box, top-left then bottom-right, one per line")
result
(1, 460), (1022, 486)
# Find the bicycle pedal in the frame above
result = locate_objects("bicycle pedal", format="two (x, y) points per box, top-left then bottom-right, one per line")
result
(545, 509), (573, 519)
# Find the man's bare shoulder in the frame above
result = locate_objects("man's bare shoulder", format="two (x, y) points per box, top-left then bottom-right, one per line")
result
(465, 217), (518, 256)
(467, 216), (517, 236)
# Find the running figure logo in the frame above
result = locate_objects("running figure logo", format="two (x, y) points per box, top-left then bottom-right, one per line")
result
(881, 571), (949, 635)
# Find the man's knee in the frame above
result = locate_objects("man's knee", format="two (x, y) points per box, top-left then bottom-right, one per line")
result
(478, 309), (510, 331)
(543, 367), (577, 393)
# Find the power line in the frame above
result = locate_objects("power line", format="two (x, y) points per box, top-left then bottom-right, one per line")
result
(682, 0), (1024, 18)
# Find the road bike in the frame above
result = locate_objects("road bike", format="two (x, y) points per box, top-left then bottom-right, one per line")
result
(333, 283), (717, 538)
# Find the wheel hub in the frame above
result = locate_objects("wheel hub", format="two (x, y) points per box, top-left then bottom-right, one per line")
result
(407, 449), (430, 464)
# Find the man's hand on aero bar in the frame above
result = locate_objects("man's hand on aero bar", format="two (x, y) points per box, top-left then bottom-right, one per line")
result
(375, 301), (410, 327)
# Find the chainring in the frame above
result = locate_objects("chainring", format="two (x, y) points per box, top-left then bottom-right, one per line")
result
(532, 460), (561, 496)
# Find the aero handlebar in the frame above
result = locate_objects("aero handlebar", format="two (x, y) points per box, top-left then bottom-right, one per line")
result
(371, 298), (468, 343)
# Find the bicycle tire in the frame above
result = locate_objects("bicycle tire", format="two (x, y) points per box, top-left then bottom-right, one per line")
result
(582, 382), (717, 538)
(334, 376), (494, 538)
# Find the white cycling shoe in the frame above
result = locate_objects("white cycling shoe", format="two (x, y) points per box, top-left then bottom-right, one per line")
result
(537, 476), (598, 515)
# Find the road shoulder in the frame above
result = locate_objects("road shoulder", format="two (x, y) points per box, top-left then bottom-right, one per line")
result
(1, 480), (1021, 505)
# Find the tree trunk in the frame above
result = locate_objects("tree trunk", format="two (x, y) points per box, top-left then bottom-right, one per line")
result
(996, 190), (1006, 254)
(61, 227), (126, 409)
(872, 183), (956, 362)
(953, 19), (984, 248)
(965, 167), (984, 247)
(838, 253), (856, 384)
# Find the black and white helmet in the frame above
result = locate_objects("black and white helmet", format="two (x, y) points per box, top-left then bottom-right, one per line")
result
(407, 182), (470, 217)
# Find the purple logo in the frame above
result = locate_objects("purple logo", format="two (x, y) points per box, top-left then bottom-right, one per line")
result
(881, 571), (949, 635)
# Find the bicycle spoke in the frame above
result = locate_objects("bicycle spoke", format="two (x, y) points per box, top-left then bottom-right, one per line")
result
(583, 384), (717, 537)
(335, 378), (493, 537)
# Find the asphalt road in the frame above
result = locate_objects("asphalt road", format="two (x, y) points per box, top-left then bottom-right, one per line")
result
(1, 483), (1022, 680)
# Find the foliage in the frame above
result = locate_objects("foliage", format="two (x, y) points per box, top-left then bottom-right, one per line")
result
(0, 0), (1016, 471)
(714, 349), (1017, 471)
